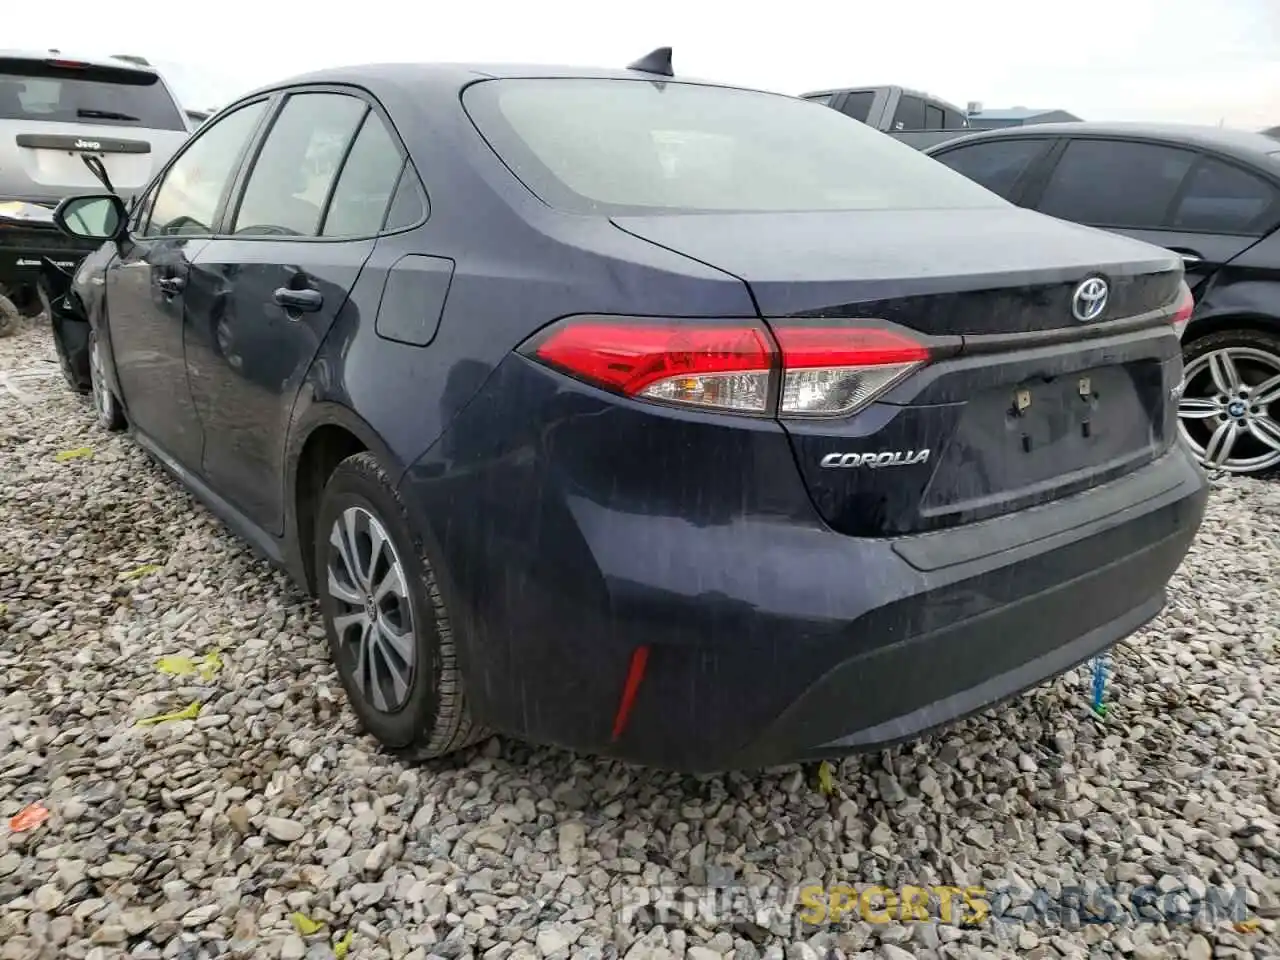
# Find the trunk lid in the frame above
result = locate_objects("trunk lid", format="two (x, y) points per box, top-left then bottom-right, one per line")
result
(613, 208), (1186, 536)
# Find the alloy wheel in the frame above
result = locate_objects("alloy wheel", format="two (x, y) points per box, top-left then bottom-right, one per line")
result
(89, 335), (115, 426)
(1177, 346), (1280, 474)
(325, 506), (417, 713)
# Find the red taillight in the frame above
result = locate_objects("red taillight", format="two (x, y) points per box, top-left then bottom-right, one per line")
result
(1170, 280), (1194, 340)
(531, 319), (775, 413)
(45, 59), (89, 69)
(524, 317), (930, 417)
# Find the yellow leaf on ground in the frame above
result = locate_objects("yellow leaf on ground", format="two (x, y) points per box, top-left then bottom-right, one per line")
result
(156, 656), (197, 676)
(55, 447), (93, 462)
(198, 651), (223, 681)
(333, 930), (354, 958)
(123, 564), (161, 581)
(136, 702), (201, 726)
(817, 760), (835, 796)
(290, 912), (325, 936)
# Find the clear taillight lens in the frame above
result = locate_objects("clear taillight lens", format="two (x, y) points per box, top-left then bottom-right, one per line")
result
(772, 326), (930, 416)
(522, 317), (930, 418)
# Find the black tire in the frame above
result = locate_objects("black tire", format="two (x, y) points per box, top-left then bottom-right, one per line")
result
(88, 330), (126, 432)
(53, 321), (91, 394)
(1180, 325), (1280, 475)
(315, 451), (487, 760)
(0, 294), (20, 338)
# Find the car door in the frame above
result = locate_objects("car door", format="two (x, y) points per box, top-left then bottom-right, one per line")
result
(184, 89), (402, 535)
(1027, 137), (1276, 291)
(104, 98), (268, 468)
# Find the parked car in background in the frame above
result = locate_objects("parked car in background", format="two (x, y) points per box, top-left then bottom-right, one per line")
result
(50, 53), (1206, 771)
(0, 50), (189, 317)
(800, 85), (971, 150)
(928, 123), (1280, 475)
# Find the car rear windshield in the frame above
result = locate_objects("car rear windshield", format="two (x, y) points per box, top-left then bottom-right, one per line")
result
(0, 58), (186, 130)
(463, 78), (1005, 216)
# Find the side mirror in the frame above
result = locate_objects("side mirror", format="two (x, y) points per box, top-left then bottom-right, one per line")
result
(53, 194), (127, 242)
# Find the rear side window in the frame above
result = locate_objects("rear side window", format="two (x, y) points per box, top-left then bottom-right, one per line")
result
(1037, 139), (1196, 228)
(145, 100), (267, 237)
(838, 91), (875, 122)
(1173, 157), (1278, 234)
(233, 93), (366, 237)
(322, 112), (406, 237)
(943, 109), (967, 130)
(932, 139), (1047, 200)
(924, 103), (944, 130)
(0, 57), (186, 130)
(464, 79), (1004, 215)
(891, 95), (925, 131)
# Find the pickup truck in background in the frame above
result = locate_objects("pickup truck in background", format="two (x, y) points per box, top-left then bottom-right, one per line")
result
(800, 85), (973, 150)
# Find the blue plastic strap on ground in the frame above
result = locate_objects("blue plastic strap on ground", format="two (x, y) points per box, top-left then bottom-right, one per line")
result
(1090, 654), (1109, 716)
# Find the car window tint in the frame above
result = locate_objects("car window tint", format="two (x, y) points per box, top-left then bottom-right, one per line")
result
(146, 100), (266, 237)
(924, 103), (944, 130)
(839, 91), (875, 122)
(1173, 157), (1278, 234)
(943, 109), (967, 130)
(805, 94), (833, 107)
(892, 95), (924, 131)
(383, 164), (427, 230)
(465, 79), (1004, 215)
(233, 93), (366, 237)
(933, 139), (1046, 200)
(1037, 139), (1196, 228)
(322, 112), (404, 237)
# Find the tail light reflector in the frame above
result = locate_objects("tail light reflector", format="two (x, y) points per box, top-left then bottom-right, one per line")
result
(1170, 280), (1194, 340)
(524, 317), (930, 418)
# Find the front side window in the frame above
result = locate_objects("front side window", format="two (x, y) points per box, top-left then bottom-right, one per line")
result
(1173, 157), (1278, 234)
(233, 93), (367, 237)
(464, 79), (1005, 215)
(932, 139), (1048, 201)
(145, 99), (267, 237)
(1037, 139), (1196, 229)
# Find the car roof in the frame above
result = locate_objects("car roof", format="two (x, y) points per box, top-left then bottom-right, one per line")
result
(0, 49), (160, 76)
(929, 120), (1280, 164)
(242, 61), (747, 101)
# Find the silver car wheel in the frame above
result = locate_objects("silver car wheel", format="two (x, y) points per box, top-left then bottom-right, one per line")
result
(1178, 346), (1280, 474)
(325, 506), (417, 713)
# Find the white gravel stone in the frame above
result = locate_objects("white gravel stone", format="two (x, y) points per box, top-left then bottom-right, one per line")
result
(2, 323), (1279, 960)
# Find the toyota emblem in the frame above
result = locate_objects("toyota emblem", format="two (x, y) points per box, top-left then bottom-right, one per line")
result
(1072, 277), (1109, 322)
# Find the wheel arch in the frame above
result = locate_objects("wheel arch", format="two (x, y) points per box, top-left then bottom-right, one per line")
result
(286, 402), (406, 595)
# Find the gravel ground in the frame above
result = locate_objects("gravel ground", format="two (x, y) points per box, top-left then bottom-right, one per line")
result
(1, 321), (1278, 960)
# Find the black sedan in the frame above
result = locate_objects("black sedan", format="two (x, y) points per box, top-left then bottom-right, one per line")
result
(49, 54), (1206, 772)
(928, 122), (1280, 475)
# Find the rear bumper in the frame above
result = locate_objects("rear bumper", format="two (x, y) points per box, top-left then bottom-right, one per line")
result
(399, 361), (1208, 773)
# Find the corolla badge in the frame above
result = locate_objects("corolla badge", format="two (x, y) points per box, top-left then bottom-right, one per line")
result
(821, 450), (931, 469)
(1072, 277), (1109, 322)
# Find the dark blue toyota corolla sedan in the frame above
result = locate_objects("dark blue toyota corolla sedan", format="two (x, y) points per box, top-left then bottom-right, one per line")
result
(50, 52), (1208, 772)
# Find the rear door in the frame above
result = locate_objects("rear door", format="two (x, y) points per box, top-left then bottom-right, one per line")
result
(185, 88), (401, 534)
(0, 56), (189, 202)
(1026, 137), (1278, 290)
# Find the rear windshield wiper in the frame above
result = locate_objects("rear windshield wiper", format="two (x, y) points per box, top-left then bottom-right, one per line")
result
(76, 108), (139, 122)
